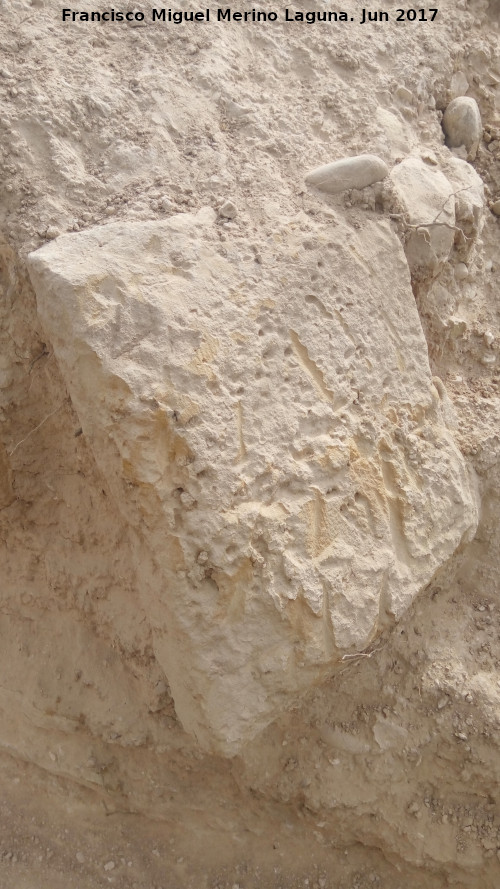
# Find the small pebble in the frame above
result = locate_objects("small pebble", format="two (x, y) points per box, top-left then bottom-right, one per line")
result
(104, 861), (115, 871)
(454, 262), (469, 281)
(76, 852), (85, 864)
(484, 331), (494, 346)
(396, 85), (413, 103)
(491, 200), (500, 217)
(45, 226), (60, 240)
(159, 196), (174, 211)
(218, 200), (237, 219)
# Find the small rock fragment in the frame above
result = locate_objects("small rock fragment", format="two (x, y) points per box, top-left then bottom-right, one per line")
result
(218, 200), (237, 219)
(104, 861), (115, 871)
(305, 154), (389, 195)
(484, 331), (494, 346)
(76, 852), (85, 864)
(442, 97), (482, 159)
(449, 71), (469, 99)
(454, 262), (469, 281)
(396, 85), (413, 103)
(159, 196), (174, 212)
(491, 200), (500, 216)
(223, 98), (253, 119)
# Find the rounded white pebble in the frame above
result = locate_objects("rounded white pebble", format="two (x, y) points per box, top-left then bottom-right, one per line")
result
(305, 154), (389, 195)
(454, 262), (469, 281)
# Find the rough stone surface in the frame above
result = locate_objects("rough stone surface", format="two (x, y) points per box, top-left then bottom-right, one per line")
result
(389, 156), (458, 278)
(305, 154), (389, 194)
(28, 209), (478, 753)
(443, 96), (483, 158)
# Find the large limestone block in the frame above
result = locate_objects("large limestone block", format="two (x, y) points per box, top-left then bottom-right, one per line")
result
(28, 209), (478, 754)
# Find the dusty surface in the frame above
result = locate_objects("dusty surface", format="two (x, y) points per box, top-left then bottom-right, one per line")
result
(1, 0), (500, 886)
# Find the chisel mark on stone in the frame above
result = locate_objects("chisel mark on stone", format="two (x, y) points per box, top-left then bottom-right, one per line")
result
(289, 329), (335, 404)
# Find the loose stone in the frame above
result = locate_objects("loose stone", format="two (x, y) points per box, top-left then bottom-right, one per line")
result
(442, 97), (482, 158)
(218, 200), (237, 219)
(454, 262), (469, 281)
(305, 154), (389, 194)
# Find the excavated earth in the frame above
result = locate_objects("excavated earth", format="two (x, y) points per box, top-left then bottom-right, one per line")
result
(1, 0), (500, 887)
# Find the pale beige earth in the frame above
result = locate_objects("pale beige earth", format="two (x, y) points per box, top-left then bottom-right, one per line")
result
(1, 0), (500, 887)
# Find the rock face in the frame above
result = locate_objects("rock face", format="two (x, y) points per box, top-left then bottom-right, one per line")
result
(28, 208), (478, 754)
(442, 96), (482, 159)
(305, 155), (389, 194)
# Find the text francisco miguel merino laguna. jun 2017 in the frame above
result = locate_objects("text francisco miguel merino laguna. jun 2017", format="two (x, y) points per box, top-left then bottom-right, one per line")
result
(60, 8), (440, 25)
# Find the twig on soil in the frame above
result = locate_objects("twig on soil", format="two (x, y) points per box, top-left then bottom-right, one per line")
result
(389, 186), (475, 244)
(341, 645), (384, 662)
(8, 401), (66, 457)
